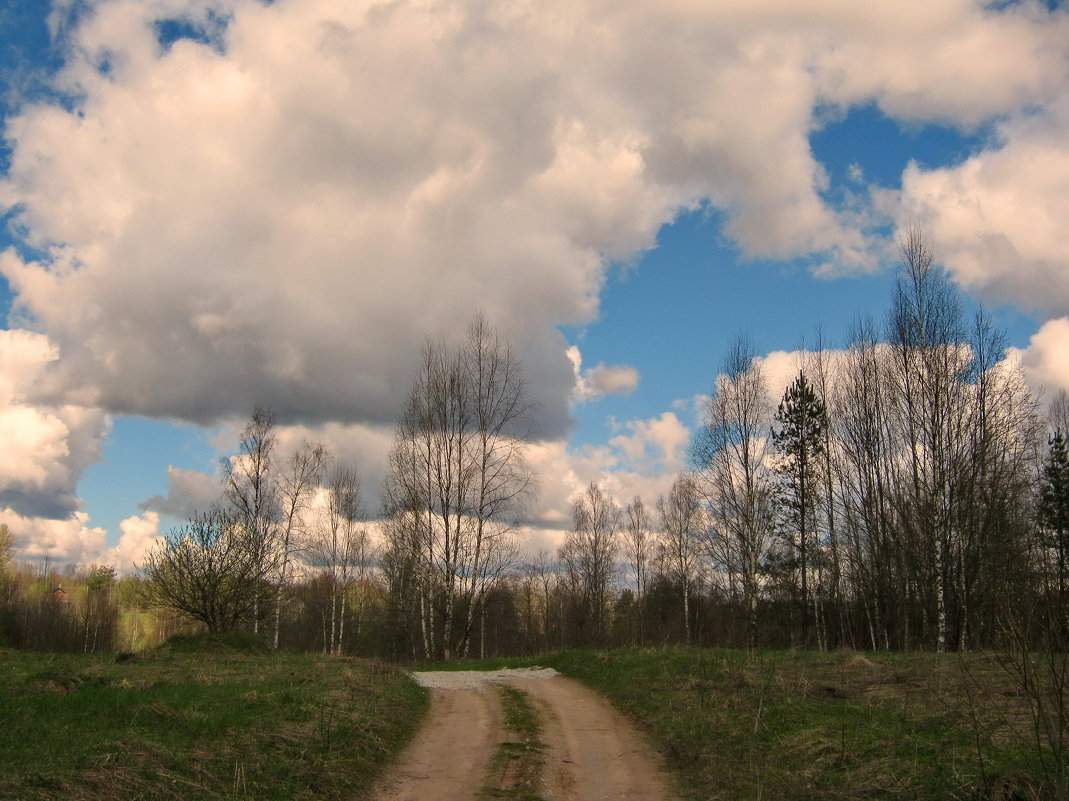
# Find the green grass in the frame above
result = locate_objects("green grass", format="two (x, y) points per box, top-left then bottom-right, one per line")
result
(541, 647), (1048, 801)
(481, 684), (547, 801)
(0, 639), (427, 801)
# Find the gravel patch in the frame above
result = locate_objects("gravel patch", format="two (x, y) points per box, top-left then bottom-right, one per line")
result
(411, 667), (559, 690)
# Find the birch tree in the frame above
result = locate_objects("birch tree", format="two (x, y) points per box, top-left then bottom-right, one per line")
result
(382, 314), (532, 660)
(623, 496), (654, 644)
(658, 474), (703, 645)
(309, 464), (369, 655)
(696, 334), (775, 650)
(223, 407), (279, 634)
(271, 441), (327, 649)
(559, 483), (619, 646)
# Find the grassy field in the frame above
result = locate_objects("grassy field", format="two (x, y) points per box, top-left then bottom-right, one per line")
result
(417, 647), (1055, 799)
(4, 641), (1058, 800)
(542, 647), (1050, 801)
(0, 634), (427, 801)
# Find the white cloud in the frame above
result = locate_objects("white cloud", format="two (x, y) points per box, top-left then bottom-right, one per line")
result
(5, 507), (108, 566)
(3, 506), (161, 574)
(107, 511), (162, 573)
(1010, 317), (1069, 405)
(524, 410), (690, 548)
(2, 0), (1068, 562)
(0, 329), (110, 518)
(896, 96), (1069, 318)
(2, 0), (1063, 441)
(567, 345), (639, 401)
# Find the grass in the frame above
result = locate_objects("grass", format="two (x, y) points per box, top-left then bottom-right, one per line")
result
(0, 636), (427, 801)
(481, 684), (547, 801)
(8, 641), (1053, 800)
(541, 647), (1047, 801)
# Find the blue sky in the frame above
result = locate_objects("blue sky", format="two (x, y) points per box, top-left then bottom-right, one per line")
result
(1, 0), (1067, 567)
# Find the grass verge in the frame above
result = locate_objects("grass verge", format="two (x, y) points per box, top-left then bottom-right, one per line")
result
(541, 647), (1046, 801)
(0, 639), (427, 801)
(480, 684), (547, 801)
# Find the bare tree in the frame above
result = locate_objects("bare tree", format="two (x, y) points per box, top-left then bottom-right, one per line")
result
(223, 407), (279, 634)
(623, 496), (654, 644)
(308, 464), (371, 655)
(696, 334), (775, 650)
(824, 232), (1038, 653)
(885, 227), (971, 652)
(81, 565), (117, 654)
(140, 509), (261, 633)
(529, 549), (558, 652)
(271, 440), (327, 649)
(559, 483), (619, 646)
(804, 331), (844, 648)
(382, 314), (532, 660)
(658, 473), (703, 645)
(831, 318), (897, 651)
(0, 524), (13, 572)
(1050, 391), (1069, 437)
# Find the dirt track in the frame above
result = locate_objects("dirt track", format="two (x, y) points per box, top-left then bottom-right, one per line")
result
(371, 668), (675, 801)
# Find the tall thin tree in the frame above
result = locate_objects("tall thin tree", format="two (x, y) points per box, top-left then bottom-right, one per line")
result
(772, 370), (827, 648)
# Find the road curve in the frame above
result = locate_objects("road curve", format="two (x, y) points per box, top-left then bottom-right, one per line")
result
(371, 686), (501, 801)
(370, 669), (675, 801)
(511, 674), (675, 801)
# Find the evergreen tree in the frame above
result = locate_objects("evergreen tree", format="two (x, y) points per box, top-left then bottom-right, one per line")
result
(772, 371), (827, 647)
(1039, 429), (1069, 597)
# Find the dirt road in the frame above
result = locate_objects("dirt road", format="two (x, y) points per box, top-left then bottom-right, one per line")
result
(371, 668), (675, 801)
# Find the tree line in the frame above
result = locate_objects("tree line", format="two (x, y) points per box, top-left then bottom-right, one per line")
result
(6, 233), (1066, 658)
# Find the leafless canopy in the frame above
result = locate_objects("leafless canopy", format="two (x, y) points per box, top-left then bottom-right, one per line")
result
(382, 313), (534, 660)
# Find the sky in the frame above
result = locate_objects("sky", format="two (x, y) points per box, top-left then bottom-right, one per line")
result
(1, 0), (1068, 571)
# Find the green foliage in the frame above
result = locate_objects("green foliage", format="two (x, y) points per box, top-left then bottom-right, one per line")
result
(0, 649), (427, 801)
(1039, 430), (1069, 559)
(771, 371), (826, 525)
(86, 566), (116, 593)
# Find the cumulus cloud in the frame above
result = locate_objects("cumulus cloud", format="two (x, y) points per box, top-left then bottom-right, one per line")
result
(525, 410), (690, 545)
(1010, 317), (1069, 405)
(4, 506), (161, 573)
(2, 0), (1068, 562)
(5, 507), (108, 566)
(108, 511), (162, 573)
(139, 465), (224, 520)
(567, 346), (639, 401)
(896, 96), (1069, 318)
(0, 329), (109, 518)
(2, 0), (1064, 442)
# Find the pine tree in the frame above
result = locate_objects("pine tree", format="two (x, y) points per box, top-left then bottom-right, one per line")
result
(772, 371), (827, 647)
(1039, 429), (1069, 597)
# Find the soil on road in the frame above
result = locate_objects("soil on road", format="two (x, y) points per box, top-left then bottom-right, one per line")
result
(371, 667), (676, 801)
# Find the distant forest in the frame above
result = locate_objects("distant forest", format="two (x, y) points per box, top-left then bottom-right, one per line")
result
(3, 231), (1067, 660)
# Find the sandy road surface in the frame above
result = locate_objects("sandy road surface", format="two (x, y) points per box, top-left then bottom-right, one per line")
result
(371, 668), (675, 801)
(372, 684), (501, 801)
